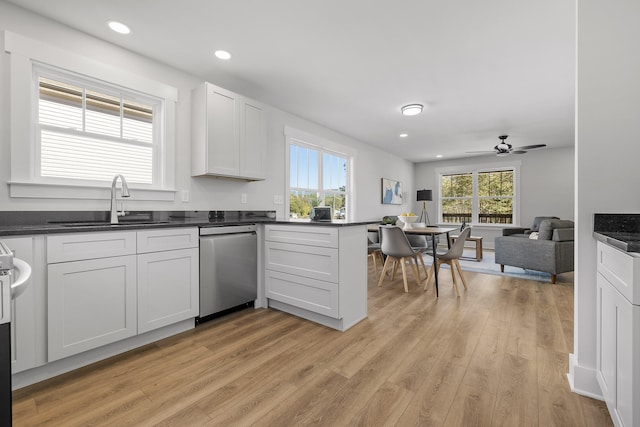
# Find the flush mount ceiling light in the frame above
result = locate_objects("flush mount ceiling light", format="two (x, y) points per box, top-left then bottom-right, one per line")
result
(214, 50), (232, 60)
(107, 21), (131, 34)
(401, 104), (423, 116)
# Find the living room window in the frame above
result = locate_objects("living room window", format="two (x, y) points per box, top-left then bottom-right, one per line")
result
(438, 164), (519, 225)
(285, 127), (353, 220)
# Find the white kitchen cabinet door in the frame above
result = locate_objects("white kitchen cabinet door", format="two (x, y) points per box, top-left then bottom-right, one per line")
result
(597, 272), (618, 412)
(239, 99), (266, 180)
(137, 248), (199, 334)
(48, 255), (137, 361)
(205, 84), (239, 176)
(4, 237), (37, 373)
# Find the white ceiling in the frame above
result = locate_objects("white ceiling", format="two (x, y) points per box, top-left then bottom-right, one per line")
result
(6, 0), (576, 162)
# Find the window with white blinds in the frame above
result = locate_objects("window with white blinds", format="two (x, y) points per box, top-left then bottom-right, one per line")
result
(36, 69), (160, 185)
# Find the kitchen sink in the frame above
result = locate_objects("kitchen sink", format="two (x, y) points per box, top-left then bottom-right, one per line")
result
(49, 220), (172, 227)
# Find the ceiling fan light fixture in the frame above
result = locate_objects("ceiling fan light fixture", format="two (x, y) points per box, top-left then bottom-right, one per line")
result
(401, 104), (423, 116)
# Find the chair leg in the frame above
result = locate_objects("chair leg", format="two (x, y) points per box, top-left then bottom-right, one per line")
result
(368, 253), (378, 278)
(424, 262), (434, 291)
(454, 259), (468, 290)
(409, 256), (422, 288)
(551, 274), (557, 284)
(449, 260), (460, 297)
(378, 256), (394, 287)
(392, 260), (399, 279)
(400, 257), (409, 292)
(500, 264), (504, 272)
(417, 253), (428, 281)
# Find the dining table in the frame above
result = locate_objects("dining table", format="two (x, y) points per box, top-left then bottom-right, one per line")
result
(368, 224), (458, 297)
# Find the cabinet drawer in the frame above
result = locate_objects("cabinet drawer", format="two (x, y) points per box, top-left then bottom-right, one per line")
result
(265, 241), (338, 283)
(265, 225), (338, 248)
(266, 270), (339, 318)
(47, 232), (136, 263)
(597, 241), (640, 304)
(137, 228), (198, 253)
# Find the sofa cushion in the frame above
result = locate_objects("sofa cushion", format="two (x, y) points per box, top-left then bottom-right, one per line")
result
(531, 216), (559, 232)
(538, 219), (575, 240)
(553, 227), (574, 242)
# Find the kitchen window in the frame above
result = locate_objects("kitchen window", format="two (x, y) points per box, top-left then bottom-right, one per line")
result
(438, 164), (519, 225)
(285, 127), (353, 220)
(36, 69), (160, 185)
(5, 31), (177, 200)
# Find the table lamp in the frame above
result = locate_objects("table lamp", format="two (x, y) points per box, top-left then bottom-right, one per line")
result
(417, 189), (432, 225)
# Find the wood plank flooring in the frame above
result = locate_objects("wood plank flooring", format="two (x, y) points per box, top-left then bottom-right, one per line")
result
(12, 259), (612, 426)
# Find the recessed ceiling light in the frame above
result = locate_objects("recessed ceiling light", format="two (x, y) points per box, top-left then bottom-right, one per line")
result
(214, 50), (232, 60)
(401, 104), (423, 116)
(436, 154), (443, 158)
(399, 133), (408, 138)
(107, 21), (131, 35)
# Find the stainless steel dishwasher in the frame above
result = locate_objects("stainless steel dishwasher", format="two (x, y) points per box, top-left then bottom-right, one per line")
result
(197, 224), (257, 323)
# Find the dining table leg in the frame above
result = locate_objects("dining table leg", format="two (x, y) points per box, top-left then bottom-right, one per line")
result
(431, 233), (439, 297)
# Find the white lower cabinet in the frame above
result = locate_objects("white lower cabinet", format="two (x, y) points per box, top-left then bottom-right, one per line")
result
(137, 247), (199, 333)
(596, 241), (640, 427)
(264, 224), (367, 331)
(47, 228), (199, 361)
(48, 255), (137, 361)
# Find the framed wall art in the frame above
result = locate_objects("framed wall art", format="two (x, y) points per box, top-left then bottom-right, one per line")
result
(381, 178), (403, 205)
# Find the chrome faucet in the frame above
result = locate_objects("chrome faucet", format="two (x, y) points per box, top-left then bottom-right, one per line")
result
(110, 174), (131, 224)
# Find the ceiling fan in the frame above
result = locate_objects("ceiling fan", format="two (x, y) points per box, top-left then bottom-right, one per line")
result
(466, 135), (546, 157)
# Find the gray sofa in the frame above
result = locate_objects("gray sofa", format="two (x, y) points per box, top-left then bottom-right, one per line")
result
(494, 218), (574, 283)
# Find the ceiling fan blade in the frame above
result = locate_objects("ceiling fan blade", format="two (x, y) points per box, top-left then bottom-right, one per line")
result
(466, 150), (497, 154)
(513, 144), (546, 150)
(511, 150), (528, 154)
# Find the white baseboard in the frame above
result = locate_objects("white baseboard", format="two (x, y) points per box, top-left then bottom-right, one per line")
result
(567, 353), (604, 400)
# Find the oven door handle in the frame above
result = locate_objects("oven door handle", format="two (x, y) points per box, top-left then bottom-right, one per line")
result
(11, 257), (31, 299)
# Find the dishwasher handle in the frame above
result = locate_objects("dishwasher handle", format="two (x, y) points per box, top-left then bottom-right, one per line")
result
(199, 224), (256, 235)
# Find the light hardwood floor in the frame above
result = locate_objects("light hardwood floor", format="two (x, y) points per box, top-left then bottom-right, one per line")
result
(13, 260), (612, 426)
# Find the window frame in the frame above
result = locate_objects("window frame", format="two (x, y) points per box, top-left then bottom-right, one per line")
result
(435, 161), (521, 227)
(33, 64), (163, 189)
(285, 126), (355, 221)
(5, 30), (177, 201)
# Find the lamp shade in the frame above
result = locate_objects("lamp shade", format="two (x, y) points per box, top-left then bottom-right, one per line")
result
(417, 189), (432, 201)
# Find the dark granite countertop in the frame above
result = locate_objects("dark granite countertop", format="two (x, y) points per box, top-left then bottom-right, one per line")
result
(0, 211), (378, 236)
(593, 213), (640, 252)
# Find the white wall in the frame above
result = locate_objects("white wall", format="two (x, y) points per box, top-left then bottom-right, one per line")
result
(570, 0), (640, 399)
(0, 2), (413, 220)
(414, 146), (574, 248)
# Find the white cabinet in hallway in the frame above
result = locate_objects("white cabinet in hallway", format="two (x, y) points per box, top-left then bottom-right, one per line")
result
(596, 241), (640, 427)
(191, 82), (267, 180)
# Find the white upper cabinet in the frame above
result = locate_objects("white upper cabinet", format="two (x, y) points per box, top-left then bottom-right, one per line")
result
(191, 82), (266, 180)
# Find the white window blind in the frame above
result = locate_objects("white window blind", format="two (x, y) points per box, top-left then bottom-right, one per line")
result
(37, 73), (158, 185)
